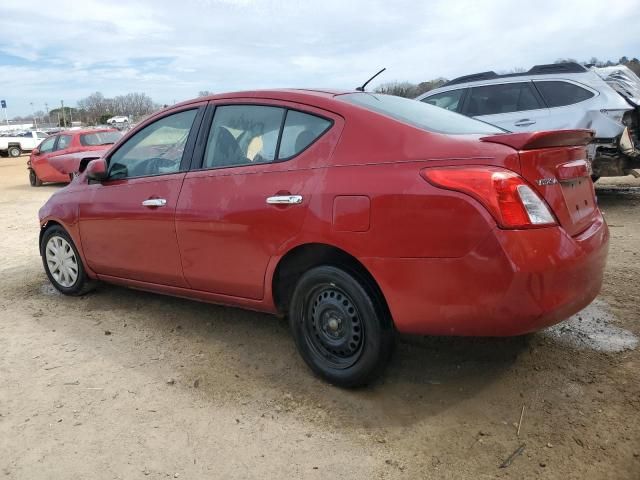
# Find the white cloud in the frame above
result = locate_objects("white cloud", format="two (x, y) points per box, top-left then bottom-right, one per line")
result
(0, 0), (638, 116)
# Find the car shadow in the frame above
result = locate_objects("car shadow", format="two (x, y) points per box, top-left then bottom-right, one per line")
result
(23, 273), (529, 430)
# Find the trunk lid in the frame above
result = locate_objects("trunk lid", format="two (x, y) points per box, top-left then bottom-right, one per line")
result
(481, 130), (599, 236)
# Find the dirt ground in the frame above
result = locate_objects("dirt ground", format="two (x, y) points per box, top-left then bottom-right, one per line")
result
(0, 156), (638, 479)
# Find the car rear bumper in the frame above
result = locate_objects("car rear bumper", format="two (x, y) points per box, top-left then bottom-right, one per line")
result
(363, 215), (609, 336)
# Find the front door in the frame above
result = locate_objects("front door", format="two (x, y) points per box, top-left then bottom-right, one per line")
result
(79, 106), (204, 287)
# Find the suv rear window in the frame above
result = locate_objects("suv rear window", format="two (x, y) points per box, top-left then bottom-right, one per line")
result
(339, 93), (502, 134)
(465, 82), (542, 116)
(80, 131), (122, 146)
(534, 81), (595, 107)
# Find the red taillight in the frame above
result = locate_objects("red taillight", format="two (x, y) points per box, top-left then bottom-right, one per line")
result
(420, 166), (556, 229)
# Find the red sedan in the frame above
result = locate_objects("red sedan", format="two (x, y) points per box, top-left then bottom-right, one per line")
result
(38, 90), (609, 386)
(28, 128), (122, 186)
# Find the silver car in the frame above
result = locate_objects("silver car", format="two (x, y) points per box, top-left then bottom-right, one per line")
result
(416, 62), (640, 179)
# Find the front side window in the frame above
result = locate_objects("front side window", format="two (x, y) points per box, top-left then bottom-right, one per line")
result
(80, 131), (122, 146)
(466, 82), (542, 116)
(55, 135), (72, 151)
(339, 93), (503, 134)
(203, 105), (285, 169)
(534, 81), (595, 107)
(421, 89), (465, 112)
(108, 109), (197, 180)
(39, 136), (56, 153)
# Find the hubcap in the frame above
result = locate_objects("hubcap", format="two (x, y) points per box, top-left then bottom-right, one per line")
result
(304, 286), (364, 368)
(45, 236), (78, 288)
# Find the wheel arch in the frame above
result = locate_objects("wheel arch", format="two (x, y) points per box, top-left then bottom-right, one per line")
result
(271, 242), (393, 326)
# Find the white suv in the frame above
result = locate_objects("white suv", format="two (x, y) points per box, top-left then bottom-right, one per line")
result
(416, 63), (640, 179)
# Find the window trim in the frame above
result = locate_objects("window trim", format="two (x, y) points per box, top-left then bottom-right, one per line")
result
(102, 105), (206, 182)
(190, 102), (335, 172)
(532, 79), (597, 109)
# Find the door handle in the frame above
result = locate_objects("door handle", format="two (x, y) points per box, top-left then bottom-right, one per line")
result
(266, 195), (303, 205)
(142, 198), (167, 207)
(514, 119), (536, 127)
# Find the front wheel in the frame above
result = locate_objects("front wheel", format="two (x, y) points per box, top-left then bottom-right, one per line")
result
(8, 146), (21, 157)
(41, 225), (95, 295)
(29, 169), (42, 187)
(289, 265), (394, 387)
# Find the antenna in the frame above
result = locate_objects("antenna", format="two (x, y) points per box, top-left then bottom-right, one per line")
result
(356, 68), (386, 92)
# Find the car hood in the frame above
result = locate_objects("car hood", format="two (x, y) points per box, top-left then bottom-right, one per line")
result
(48, 147), (110, 175)
(591, 65), (640, 106)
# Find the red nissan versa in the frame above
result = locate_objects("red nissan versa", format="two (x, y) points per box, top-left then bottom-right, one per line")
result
(38, 90), (609, 387)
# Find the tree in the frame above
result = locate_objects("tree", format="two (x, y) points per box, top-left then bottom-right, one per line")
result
(75, 91), (159, 125)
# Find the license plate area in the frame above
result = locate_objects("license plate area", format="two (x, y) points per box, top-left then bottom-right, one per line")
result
(561, 177), (596, 225)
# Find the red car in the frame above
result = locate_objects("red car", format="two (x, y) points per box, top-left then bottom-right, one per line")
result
(28, 128), (122, 186)
(38, 90), (609, 386)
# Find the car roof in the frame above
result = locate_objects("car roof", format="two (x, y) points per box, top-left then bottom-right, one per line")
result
(57, 128), (118, 136)
(170, 88), (355, 110)
(441, 62), (588, 87)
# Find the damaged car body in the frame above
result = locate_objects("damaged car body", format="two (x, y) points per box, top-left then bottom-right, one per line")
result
(417, 62), (640, 179)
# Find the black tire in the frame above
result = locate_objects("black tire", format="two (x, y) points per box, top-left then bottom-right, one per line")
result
(40, 225), (95, 296)
(289, 265), (394, 388)
(29, 169), (42, 187)
(8, 146), (21, 157)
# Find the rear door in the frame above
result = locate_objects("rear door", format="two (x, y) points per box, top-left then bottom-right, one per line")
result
(175, 100), (340, 299)
(533, 80), (597, 130)
(78, 105), (205, 286)
(463, 81), (550, 131)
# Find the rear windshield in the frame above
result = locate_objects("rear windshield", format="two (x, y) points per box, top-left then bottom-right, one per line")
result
(80, 131), (123, 146)
(339, 93), (503, 134)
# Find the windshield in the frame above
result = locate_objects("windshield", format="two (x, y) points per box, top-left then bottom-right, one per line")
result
(339, 93), (503, 135)
(80, 131), (123, 146)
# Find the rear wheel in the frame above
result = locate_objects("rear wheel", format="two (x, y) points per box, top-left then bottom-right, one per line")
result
(41, 225), (95, 295)
(29, 169), (42, 187)
(289, 265), (394, 387)
(8, 146), (21, 157)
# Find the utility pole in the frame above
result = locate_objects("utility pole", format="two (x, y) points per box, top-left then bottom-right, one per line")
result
(60, 100), (66, 128)
(30, 102), (38, 130)
(44, 102), (49, 125)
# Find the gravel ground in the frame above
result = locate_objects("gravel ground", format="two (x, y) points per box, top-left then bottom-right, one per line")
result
(0, 156), (639, 479)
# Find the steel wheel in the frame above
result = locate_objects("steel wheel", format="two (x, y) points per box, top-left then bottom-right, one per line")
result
(304, 285), (364, 369)
(45, 235), (79, 288)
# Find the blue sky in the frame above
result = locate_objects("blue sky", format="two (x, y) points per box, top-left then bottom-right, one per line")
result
(0, 0), (639, 117)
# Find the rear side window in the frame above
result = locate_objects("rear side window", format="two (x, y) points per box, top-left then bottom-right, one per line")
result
(203, 105), (285, 169)
(534, 81), (595, 107)
(465, 82), (542, 116)
(278, 110), (331, 159)
(339, 93), (503, 134)
(421, 89), (465, 112)
(80, 131), (122, 146)
(202, 105), (333, 169)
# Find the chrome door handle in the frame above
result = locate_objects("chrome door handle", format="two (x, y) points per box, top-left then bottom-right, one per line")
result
(514, 119), (536, 127)
(142, 198), (167, 207)
(266, 195), (303, 205)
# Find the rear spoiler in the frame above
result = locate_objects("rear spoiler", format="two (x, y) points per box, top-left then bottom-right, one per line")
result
(480, 129), (594, 150)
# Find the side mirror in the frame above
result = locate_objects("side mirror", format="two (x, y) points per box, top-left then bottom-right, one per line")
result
(32, 148), (40, 156)
(85, 158), (108, 181)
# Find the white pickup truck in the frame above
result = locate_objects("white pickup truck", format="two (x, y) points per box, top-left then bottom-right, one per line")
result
(0, 131), (49, 157)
